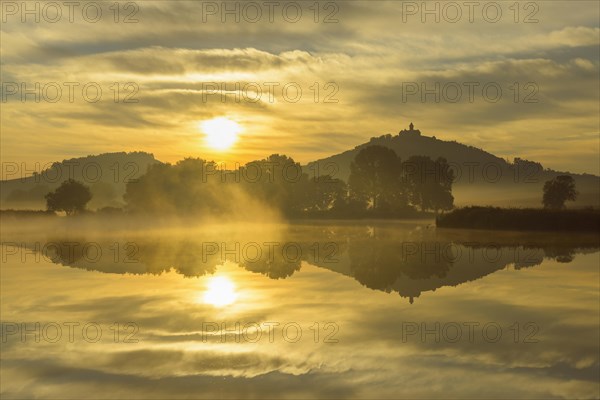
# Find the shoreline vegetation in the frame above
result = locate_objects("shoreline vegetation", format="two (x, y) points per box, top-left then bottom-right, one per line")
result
(436, 206), (600, 232)
(1, 145), (596, 233)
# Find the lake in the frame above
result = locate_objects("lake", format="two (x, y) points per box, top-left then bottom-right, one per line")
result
(1, 220), (599, 399)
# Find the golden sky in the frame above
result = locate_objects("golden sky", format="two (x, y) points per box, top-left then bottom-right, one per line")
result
(1, 1), (599, 174)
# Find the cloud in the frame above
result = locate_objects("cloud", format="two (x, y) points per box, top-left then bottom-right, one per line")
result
(1, 1), (598, 173)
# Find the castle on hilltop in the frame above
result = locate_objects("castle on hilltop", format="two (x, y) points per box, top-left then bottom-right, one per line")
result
(399, 122), (421, 136)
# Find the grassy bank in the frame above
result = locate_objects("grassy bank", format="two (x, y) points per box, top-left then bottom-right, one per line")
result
(436, 206), (600, 232)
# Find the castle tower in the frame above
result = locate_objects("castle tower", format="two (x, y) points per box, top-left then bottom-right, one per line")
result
(399, 122), (421, 136)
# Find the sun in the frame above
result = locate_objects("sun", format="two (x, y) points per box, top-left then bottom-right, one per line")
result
(203, 276), (238, 307)
(200, 117), (242, 150)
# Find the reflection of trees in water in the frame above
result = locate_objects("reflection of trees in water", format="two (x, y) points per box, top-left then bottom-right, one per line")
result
(239, 239), (342, 279)
(348, 239), (451, 291)
(350, 240), (402, 290)
(243, 259), (300, 279)
(538, 246), (575, 264)
(43, 240), (87, 265)
(29, 237), (303, 279)
(341, 226), (599, 302)
(19, 226), (598, 303)
(141, 239), (218, 277)
(35, 237), (218, 277)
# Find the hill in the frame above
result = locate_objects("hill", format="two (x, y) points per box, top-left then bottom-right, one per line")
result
(0, 152), (160, 210)
(2, 126), (598, 211)
(304, 124), (600, 207)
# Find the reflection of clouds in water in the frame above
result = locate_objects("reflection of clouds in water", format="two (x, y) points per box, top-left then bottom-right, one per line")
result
(1, 224), (599, 399)
(2, 356), (360, 399)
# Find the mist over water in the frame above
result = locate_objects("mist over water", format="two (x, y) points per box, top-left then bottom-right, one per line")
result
(1, 221), (599, 399)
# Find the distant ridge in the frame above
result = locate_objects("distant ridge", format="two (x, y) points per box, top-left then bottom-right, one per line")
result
(1, 127), (598, 210)
(304, 123), (600, 208)
(0, 152), (159, 210)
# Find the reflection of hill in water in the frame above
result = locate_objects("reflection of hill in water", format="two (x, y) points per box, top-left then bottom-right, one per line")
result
(14, 224), (600, 303)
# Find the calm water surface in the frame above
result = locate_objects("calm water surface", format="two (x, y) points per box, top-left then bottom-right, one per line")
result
(1, 221), (599, 399)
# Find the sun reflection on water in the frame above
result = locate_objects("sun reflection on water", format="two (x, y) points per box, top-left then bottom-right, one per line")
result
(203, 276), (238, 307)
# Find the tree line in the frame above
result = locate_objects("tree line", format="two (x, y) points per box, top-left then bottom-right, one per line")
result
(120, 145), (454, 217)
(43, 145), (579, 217)
(42, 146), (455, 217)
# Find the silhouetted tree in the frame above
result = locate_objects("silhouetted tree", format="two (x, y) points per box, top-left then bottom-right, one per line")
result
(124, 154), (316, 217)
(403, 156), (454, 213)
(121, 148), (455, 218)
(124, 159), (222, 214)
(241, 154), (309, 215)
(45, 179), (92, 215)
(348, 146), (406, 212)
(306, 175), (348, 212)
(542, 175), (578, 209)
